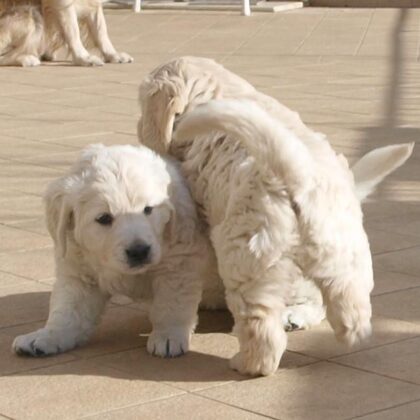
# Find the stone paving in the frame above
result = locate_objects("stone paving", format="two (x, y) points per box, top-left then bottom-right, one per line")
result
(0, 6), (419, 420)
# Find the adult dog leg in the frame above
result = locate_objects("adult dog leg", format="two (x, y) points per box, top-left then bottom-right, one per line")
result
(49, 0), (103, 66)
(86, 6), (133, 64)
(13, 275), (107, 356)
(147, 270), (202, 358)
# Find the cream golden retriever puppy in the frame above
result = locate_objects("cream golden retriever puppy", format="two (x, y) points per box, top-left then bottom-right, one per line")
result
(137, 56), (413, 376)
(0, 0), (132, 66)
(13, 144), (222, 357)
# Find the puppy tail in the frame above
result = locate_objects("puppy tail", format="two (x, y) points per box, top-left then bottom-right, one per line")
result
(352, 143), (414, 201)
(174, 99), (316, 194)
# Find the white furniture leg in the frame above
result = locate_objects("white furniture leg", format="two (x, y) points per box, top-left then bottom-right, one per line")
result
(134, 0), (141, 12)
(242, 0), (250, 15)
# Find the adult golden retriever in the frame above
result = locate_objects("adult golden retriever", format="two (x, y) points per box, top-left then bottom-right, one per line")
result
(0, 0), (132, 66)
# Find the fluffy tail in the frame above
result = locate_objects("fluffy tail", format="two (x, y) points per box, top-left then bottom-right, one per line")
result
(352, 143), (414, 201)
(174, 99), (316, 194)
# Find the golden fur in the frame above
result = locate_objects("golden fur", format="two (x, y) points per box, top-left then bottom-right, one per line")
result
(0, 0), (132, 66)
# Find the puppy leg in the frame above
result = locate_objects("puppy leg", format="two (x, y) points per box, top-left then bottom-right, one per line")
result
(50, 0), (103, 66)
(85, 6), (133, 64)
(316, 269), (372, 346)
(13, 275), (107, 356)
(147, 269), (202, 358)
(227, 287), (288, 377)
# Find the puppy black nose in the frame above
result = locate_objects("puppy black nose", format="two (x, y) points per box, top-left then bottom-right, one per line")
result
(125, 243), (151, 267)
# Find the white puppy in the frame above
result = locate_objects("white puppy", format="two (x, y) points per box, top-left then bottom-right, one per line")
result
(13, 144), (222, 358)
(174, 99), (413, 375)
(138, 56), (326, 333)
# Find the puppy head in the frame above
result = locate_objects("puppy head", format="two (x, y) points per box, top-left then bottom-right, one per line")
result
(45, 144), (174, 275)
(137, 57), (220, 154)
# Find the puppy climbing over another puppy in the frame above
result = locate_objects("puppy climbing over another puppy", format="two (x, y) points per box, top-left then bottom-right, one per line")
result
(0, 0), (132, 66)
(174, 98), (414, 375)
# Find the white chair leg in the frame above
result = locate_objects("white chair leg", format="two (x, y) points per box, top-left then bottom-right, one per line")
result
(242, 0), (251, 16)
(134, 0), (141, 13)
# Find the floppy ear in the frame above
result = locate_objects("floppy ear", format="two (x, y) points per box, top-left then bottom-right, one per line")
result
(352, 142), (414, 201)
(44, 177), (76, 258)
(138, 79), (183, 154)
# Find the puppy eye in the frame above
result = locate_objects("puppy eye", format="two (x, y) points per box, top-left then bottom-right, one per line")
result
(144, 206), (153, 215)
(96, 213), (114, 226)
(174, 112), (181, 118)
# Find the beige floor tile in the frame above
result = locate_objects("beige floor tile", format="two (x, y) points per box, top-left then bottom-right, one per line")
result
(368, 229), (420, 255)
(374, 247), (420, 277)
(0, 247), (55, 281)
(198, 362), (420, 420)
(334, 337), (420, 385)
(287, 317), (420, 359)
(372, 270), (420, 296)
(0, 271), (35, 289)
(94, 332), (316, 391)
(0, 195), (44, 224)
(0, 282), (51, 328)
(87, 393), (267, 420)
(0, 137), (75, 160)
(0, 331), (76, 376)
(51, 131), (138, 148)
(4, 218), (50, 237)
(0, 160), (61, 197)
(0, 360), (183, 420)
(70, 306), (150, 359)
(373, 288), (420, 323)
(356, 400), (420, 420)
(0, 224), (51, 254)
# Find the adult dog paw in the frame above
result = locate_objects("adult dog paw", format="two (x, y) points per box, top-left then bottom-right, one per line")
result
(13, 329), (63, 357)
(105, 52), (133, 64)
(19, 55), (41, 67)
(147, 329), (190, 358)
(74, 54), (104, 67)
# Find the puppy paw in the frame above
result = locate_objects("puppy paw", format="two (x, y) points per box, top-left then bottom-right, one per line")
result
(105, 52), (133, 64)
(147, 328), (190, 358)
(19, 55), (41, 67)
(327, 301), (372, 347)
(13, 329), (63, 357)
(74, 55), (104, 67)
(283, 304), (326, 332)
(229, 351), (279, 377)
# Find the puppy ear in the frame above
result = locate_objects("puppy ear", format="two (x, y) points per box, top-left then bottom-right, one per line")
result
(138, 81), (184, 154)
(44, 177), (75, 258)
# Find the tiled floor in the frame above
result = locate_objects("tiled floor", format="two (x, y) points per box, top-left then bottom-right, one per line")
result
(0, 6), (419, 420)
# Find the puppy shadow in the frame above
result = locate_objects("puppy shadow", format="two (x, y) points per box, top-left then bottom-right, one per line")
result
(2, 291), (249, 385)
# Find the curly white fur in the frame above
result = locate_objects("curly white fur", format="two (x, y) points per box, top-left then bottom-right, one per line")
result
(13, 144), (223, 358)
(138, 57), (413, 376)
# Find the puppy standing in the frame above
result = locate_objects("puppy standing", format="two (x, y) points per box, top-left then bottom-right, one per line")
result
(138, 57), (413, 376)
(13, 144), (222, 357)
(0, 0), (132, 66)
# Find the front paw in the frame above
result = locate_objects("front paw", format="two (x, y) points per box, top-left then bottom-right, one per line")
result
(73, 54), (104, 67)
(104, 52), (133, 64)
(147, 328), (190, 358)
(13, 329), (65, 357)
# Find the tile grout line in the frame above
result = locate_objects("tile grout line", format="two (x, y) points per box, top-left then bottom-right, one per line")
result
(348, 396), (420, 419)
(328, 332), (420, 362)
(327, 359), (420, 388)
(220, 13), (280, 64)
(293, 10), (327, 55)
(192, 392), (279, 420)
(354, 9), (374, 57)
